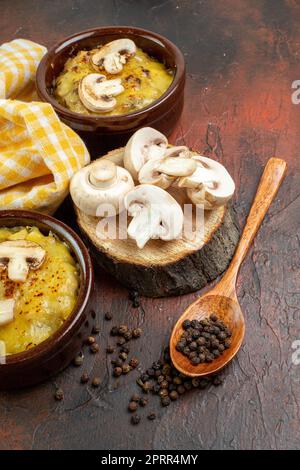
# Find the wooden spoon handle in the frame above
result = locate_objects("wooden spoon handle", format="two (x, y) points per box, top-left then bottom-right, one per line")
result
(217, 157), (287, 295)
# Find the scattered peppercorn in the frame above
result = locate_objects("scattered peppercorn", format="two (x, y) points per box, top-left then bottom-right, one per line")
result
(73, 355), (84, 367)
(119, 351), (128, 361)
(104, 312), (112, 321)
(113, 367), (122, 377)
(132, 328), (142, 338)
(90, 343), (100, 354)
(122, 364), (131, 374)
(54, 388), (64, 401)
(92, 377), (101, 388)
(129, 357), (139, 368)
(139, 397), (148, 407)
(147, 412), (156, 421)
(110, 326), (119, 336)
(117, 337), (126, 346)
(80, 372), (89, 384)
(131, 394), (140, 402)
(131, 414), (141, 425)
(86, 336), (95, 345)
(118, 324), (128, 335)
(106, 345), (114, 354)
(161, 396), (171, 407)
(128, 401), (138, 412)
(92, 325), (100, 334)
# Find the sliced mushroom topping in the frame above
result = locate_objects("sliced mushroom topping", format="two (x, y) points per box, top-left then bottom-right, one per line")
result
(124, 184), (183, 248)
(124, 127), (168, 180)
(91, 39), (136, 74)
(0, 240), (46, 282)
(0, 299), (15, 326)
(70, 159), (134, 216)
(78, 73), (124, 113)
(178, 155), (235, 209)
(163, 146), (190, 159)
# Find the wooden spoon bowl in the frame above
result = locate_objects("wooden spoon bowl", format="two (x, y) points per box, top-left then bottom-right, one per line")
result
(170, 157), (287, 377)
(171, 294), (245, 377)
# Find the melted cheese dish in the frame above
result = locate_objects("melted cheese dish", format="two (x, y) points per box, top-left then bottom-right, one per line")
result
(0, 227), (80, 355)
(54, 47), (173, 116)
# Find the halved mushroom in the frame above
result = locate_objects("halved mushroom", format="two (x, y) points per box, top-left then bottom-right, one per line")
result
(0, 299), (15, 326)
(124, 127), (168, 180)
(0, 240), (46, 282)
(178, 155), (235, 209)
(70, 159), (134, 216)
(91, 39), (136, 74)
(137, 145), (194, 188)
(78, 73), (124, 113)
(124, 184), (183, 249)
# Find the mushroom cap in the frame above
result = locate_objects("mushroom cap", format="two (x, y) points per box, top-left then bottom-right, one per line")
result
(78, 74), (124, 113)
(157, 157), (197, 177)
(124, 184), (184, 248)
(0, 240), (45, 269)
(178, 155), (235, 209)
(70, 159), (134, 216)
(91, 39), (136, 74)
(124, 127), (168, 181)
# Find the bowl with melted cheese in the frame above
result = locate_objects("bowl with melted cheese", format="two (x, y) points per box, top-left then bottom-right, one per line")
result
(0, 210), (93, 390)
(36, 27), (185, 144)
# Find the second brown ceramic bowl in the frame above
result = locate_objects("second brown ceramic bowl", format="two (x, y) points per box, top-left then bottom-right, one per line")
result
(36, 26), (185, 151)
(0, 210), (94, 390)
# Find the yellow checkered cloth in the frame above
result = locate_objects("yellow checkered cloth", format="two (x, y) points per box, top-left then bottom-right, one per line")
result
(0, 39), (90, 214)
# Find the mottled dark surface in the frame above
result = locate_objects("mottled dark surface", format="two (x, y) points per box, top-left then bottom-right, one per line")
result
(1, 0), (299, 450)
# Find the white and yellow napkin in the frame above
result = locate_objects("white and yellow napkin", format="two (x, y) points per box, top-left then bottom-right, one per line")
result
(0, 39), (90, 214)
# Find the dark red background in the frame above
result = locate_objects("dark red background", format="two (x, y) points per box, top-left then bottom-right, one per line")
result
(1, 0), (299, 450)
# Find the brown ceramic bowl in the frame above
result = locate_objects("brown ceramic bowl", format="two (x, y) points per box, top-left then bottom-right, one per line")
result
(0, 210), (94, 390)
(36, 26), (185, 152)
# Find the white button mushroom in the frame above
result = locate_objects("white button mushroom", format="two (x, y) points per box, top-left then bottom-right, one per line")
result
(137, 145), (195, 189)
(70, 159), (134, 216)
(124, 184), (184, 249)
(178, 155), (235, 209)
(0, 299), (15, 326)
(78, 73), (124, 113)
(91, 39), (136, 75)
(0, 240), (46, 282)
(124, 127), (168, 181)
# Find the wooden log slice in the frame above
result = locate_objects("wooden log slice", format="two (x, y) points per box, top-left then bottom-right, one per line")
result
(75, 148), (240, 297)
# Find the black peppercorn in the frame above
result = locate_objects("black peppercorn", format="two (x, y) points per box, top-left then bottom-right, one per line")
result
(80, 372), (89, 384)
(120, 345), (130, 354)
(131, 414), (141, 425)
(117, 337), (126, 346)
(54, 388), (64, 401)
(147, 368), (155, 377)
(128, 401), (138, 412)
(210, 314), (218, 322)
(169, 390), (179, 400)
(92, 325), (101, 334)
(139, 397), (148, 407)
(124, 331), (132, 341)
(113, 367), (122, 377)
(92, 377), (101, 388)
(158, 389), (169, 398)
(106, 346), (114, 354)
(73, 355), (83, 366)
(131, 394), (140, 402)
(90, 343), (99, 354)
(147, 412), (156, 421)
(212, 376), (223, 386)
(161, 396), (171, 407)
(129, 357), (139, 368)
(122, 364), (131, 374)
(110, 326), (119, 336)
(86, 336), (95, 345)
(118, 324), (128, 335)
(191, 356), (201, 365)
(191, 378), (200, 388)
(173, 376), (182, 385)
(104, 312), (112, 321)
(119, 351), (128, 361)
(177, 385), (185, 395)
(182, 319), (191, 330)
(132, 328), (142, 338)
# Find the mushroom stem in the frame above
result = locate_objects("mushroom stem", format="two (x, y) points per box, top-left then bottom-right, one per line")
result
(88, 160), (117, 189)
(127, 207), (160, 249)
(8, 257), (29, 282)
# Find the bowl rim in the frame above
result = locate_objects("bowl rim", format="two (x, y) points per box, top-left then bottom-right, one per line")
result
(0, 210), (94, 366)
(36, 25), (185, 122)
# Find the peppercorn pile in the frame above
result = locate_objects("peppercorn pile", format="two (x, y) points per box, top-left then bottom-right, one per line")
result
(127, 345), (223, 424)
(176, 315), (232, 366)
(108, 323), (142, 377)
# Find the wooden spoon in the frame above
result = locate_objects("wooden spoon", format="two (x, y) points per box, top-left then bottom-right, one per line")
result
(170, 157), (287, 377)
